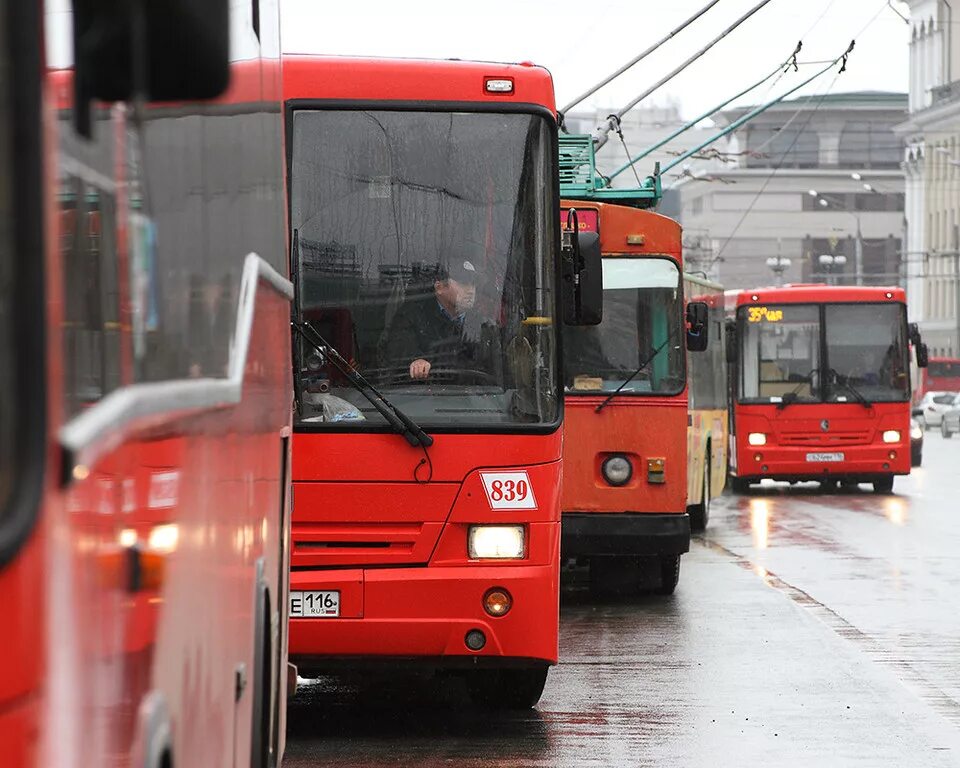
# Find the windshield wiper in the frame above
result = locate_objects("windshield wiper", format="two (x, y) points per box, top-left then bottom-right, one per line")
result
(595, 335), (675, 413)
(827, 368), (871, 409)
(293, 321), (433, 447)
(776, 369), (818, 410)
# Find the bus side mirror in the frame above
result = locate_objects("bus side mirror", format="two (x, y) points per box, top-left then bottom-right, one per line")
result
(725, 319), (738, 363)
(73, 0), (230, 135)
(562, 231), (603, 326)
(685, 301), (708, 352)
(916, 342), (929, 368)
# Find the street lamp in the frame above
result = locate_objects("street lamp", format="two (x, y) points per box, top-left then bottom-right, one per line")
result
(765, 255), (792, 285)
(809, 189), (864, 286)
(818, 253), (847, 285)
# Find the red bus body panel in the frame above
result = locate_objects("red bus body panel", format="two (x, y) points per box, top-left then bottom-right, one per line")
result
(284, 56), (561, 669)
(730, 285), (912, 483)
(559, 201), (690, 560)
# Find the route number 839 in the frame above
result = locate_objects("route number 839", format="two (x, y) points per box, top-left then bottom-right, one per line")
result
(480, 471), (538, 510)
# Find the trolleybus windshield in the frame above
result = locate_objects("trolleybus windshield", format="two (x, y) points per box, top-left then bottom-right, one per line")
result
(738, 302), (909, 404)
(563, 257), (684, 395)
(289, 109), (558, 428)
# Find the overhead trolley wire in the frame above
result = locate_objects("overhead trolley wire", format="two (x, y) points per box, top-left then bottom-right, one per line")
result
(559, 0), (724, 116)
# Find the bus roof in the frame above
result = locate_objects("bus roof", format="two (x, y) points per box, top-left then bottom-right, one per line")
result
(282, 55), (556, 112)
(559, 199), (681, 259)
(733, 284), (906, 306)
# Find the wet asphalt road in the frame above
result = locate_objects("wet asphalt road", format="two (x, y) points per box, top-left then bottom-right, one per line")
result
(284, 431), (960, 767)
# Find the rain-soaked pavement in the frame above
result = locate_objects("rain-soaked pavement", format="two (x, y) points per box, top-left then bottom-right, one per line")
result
(284, 431), (960, 767)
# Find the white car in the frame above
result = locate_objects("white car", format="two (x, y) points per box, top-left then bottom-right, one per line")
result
(918, 391), (960, 428)
(942, 400), (960, 438)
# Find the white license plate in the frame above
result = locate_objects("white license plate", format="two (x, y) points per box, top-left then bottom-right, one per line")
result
(805, 452), (845, 463)
(289, 590), (340, 618)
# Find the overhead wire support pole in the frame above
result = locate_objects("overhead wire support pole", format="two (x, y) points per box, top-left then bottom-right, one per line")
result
(559, 0), (724, 116)
(606, 43), (801, 184)
(659, 41), (855, 176)
(594, 0), (778, 151)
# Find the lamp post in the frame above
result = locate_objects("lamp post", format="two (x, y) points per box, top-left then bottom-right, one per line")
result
(765, 255), (792, 286)
(808, 189), (864, 286)
(818, 253), (847, 285)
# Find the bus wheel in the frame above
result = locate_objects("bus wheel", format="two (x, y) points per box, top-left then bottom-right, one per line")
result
(467, 667), (548, 709)
(655, 556), (681, 596)
(730, 476), (751, 494)
(589, 556), (641, 596)
(689, 457), (711, 532)
(873, 477), (895, 494)
(819, 479), (838, 493)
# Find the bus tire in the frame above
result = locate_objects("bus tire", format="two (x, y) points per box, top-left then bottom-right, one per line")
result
(250, 582), (274, 768)
(655, 555), (681, 596)
(730, 476), (751, 494)
(467, 667), (548, 709)
(689, 454), (711, 532)
(873, 477), (895, 494)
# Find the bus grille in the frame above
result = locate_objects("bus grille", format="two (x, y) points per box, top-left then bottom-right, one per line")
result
(779, 431), (871, 446)
(291, 521), (443, 568)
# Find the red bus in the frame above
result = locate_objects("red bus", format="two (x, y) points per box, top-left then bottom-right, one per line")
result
(2, 3), (292, 766)
(283, 56), (597, 708)
(726, 285), (927, 494)
(917, 357), (960, 399)
(559, 201), (714, 594)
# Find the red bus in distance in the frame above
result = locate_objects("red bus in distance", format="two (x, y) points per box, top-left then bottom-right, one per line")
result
(726, 284), (926, 494)
(283, 55), (592, 708)
(0, 3), (293, 767)
(917, 357), (960, 399)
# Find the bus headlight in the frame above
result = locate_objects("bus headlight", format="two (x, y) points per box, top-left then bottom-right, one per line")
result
(601, 455), (632, 486)
(468, 525), (525, 559)
(748, 432), (767, 446)
(882, 430), (901, 444)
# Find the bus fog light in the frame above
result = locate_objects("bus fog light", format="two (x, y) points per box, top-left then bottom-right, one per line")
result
(465, 629), (486, 651)
(468, 525), (525, 559)
(754, 453), (763, 462)
(748, 432), (767, 446)
(888, 451), (897, 460)
(483, 588), (512, 617)
(602, 455), (633, 486)
(882, 430), (901, 444)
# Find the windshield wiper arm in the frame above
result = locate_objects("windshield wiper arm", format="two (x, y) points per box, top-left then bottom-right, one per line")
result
(595, 335), (674, 413)
(777, 368), (818, 410)
(293, 321), (433, 447)
(828, 368), (871, 409)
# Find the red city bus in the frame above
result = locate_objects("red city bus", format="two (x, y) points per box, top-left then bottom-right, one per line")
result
(1, 3), (292, 766)
(917, 357), (960, 399)
(726, 285), (927, 494)
(283, 56), (597, 708)
(559, 201), (712, 594)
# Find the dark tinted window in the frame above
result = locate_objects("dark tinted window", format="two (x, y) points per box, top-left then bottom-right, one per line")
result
(930, 360), (960, 377)
(0, 4), (13, 507)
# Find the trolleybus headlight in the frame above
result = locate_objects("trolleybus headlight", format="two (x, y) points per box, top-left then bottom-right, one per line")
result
(601, 455), (632, 486)
(468, 525), (525, 559)
(882, 430), (901, 444)
(747, 433), (767, 446)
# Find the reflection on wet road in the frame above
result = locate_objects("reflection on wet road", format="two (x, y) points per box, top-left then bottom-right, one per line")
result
(284, 432), (960, 767)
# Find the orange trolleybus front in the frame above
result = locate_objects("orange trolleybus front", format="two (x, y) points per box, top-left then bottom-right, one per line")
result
(558, 201), (712, 594)
(727, 284), (928, 494)
(283, 56), (594, 708)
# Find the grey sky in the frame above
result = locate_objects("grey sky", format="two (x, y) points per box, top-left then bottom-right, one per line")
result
(280, 0), (910, 120)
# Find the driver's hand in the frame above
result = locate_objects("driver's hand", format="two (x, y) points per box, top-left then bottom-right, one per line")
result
(409, 359), (431, 380)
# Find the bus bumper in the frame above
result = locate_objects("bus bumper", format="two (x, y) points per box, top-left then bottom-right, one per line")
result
(288, 562), (558, 673)
(733, 443), (911, 482)
(561, 512), (690, 559)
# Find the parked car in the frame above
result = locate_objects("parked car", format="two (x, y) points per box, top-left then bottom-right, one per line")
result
(910, 418), (923, 465)
(941, 400), (960, 439)
(918, 391), (960, 428)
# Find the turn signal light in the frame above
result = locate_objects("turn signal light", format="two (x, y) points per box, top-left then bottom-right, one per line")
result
(483, 588), (513, 617)
(647, 457), (666, 484)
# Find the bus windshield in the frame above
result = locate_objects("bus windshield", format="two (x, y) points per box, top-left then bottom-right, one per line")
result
(290, 109), (558, 429)
(563, 257), (684, 396)
(738, 302), (909, 404)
